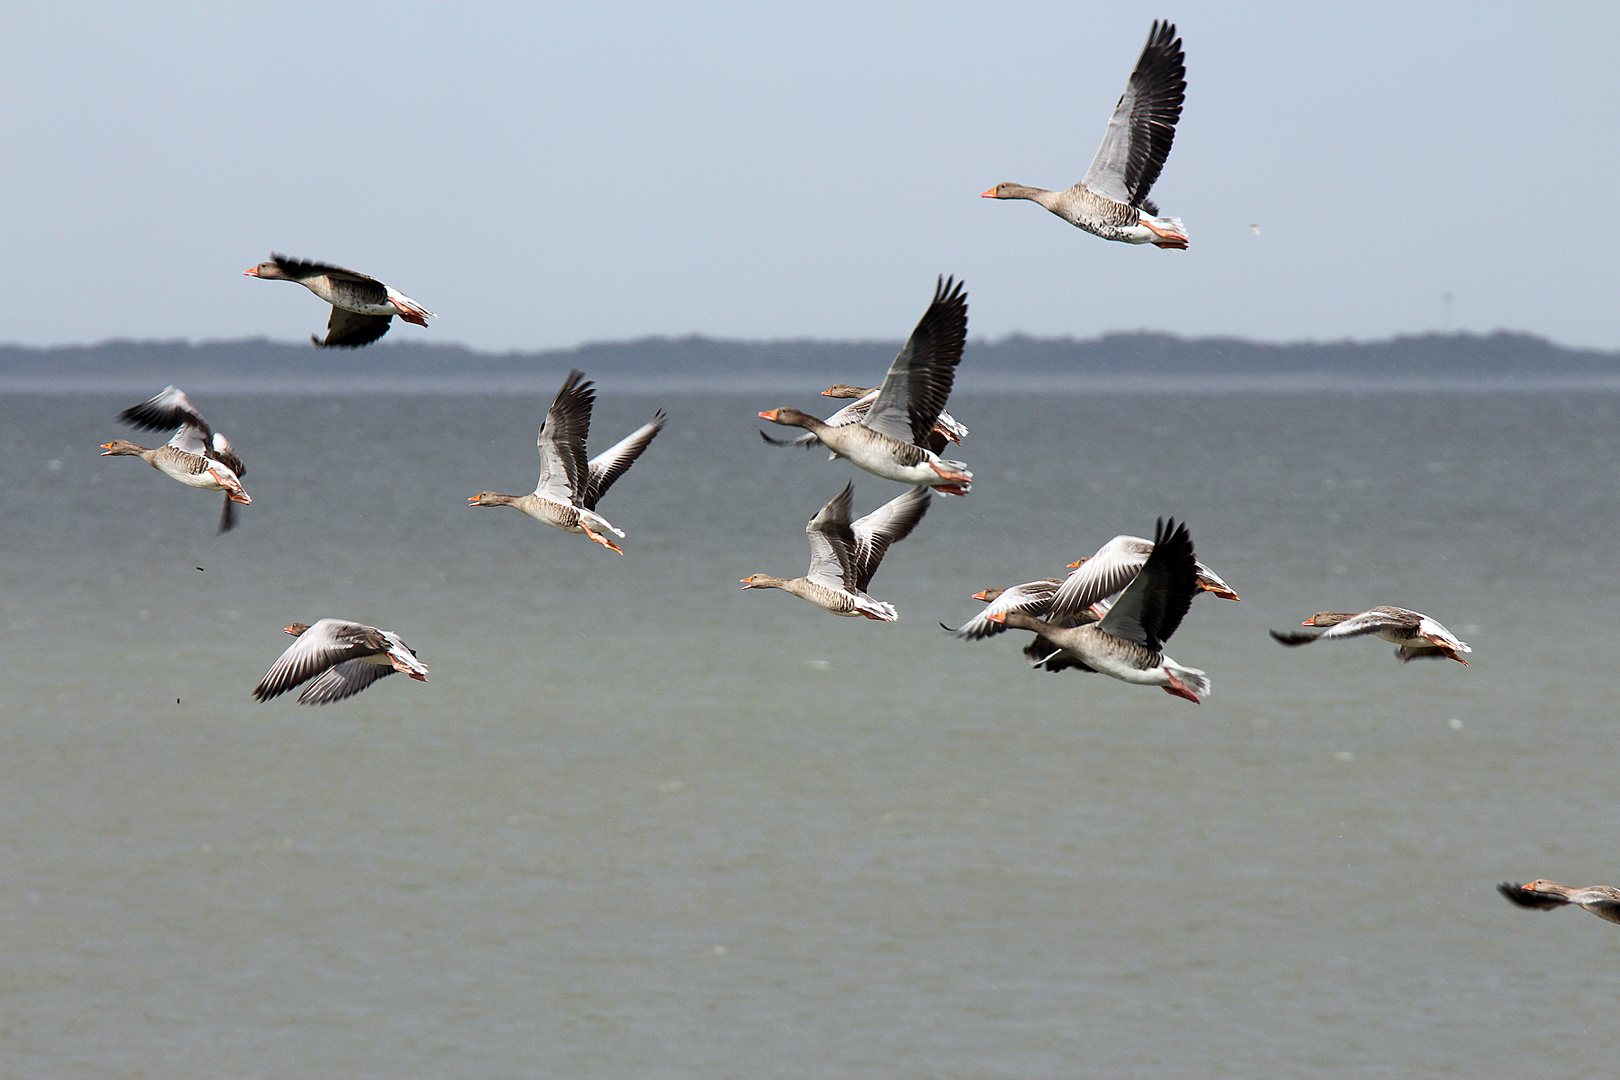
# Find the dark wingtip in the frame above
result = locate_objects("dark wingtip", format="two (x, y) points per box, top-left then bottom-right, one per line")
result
(1269, 628), (1315, 646)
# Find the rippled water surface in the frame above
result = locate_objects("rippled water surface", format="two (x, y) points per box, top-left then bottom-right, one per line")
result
(2, 387), (1618, 1078)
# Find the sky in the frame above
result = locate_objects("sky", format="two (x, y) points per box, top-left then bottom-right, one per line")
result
(2, 1), (1616, 352)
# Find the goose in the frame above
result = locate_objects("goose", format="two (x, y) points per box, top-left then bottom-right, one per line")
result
(244, 254), (435, 348)
(741, 482), (930, 621)
(985, 518), (1210, 702)
(1269, 607), (1472, 664)
(981, 20), (1188, 248)
(759, 276), (973, 495)
(1498, 881), (1620, 925)
(100, 385), (250, 532)
(468, 370), (664, 554)
(253, 619), (428, 705)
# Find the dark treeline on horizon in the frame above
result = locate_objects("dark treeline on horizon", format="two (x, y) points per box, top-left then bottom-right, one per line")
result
(3, 329), (1617, 384)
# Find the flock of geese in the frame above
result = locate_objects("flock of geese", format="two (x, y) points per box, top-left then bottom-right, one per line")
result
(94, 21), (1608, 928)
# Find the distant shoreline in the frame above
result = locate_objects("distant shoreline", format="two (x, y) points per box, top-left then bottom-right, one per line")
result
(3, 329), (1617, 393)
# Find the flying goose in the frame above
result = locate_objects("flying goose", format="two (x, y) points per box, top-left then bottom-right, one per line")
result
(244, 254), (435, 348)
(741, 482), (930, 621)
(1270, 607), (1472, 664)
(468, 370), (665, 554)
(1498, 881), (1620, 925)
(99, 385), (250, 532)
(981, 20), (1188, 248)
(986, 518), (1210, 702)
(759, 276), (973, 495)
(949, 534), (1236, 645)
(253, 619), (428, 705)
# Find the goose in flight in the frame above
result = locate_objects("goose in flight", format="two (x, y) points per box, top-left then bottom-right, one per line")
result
(759, 276), (972, 495)
(1270, 607), (1472, 664)
(99, 385), (250, 532)
(245, 254), (435, 348)
(986, 518), (1210, 702)
(1498, 881), (1620, 925)
(253, 619), (428, 705)
(981, 20), (1188, 248)
(741, 482), (930, 621)
(468, 370), (665, 554)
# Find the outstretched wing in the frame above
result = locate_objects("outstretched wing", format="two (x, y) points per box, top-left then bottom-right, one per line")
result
(804, 483), (858, 590)
(1079, 21), (1185, 208)
(270, 254), (387, 295)
(1096, 518), (1197, 650)
(1047, 535), (1152, 620)
(297, 661), (395, 705)
(849, 485), (930, 591)
(863, 276), (969, 446)
(947, 578), (1062, 641)
(582, 411), (666, 509)
(118, 385), (212, 441)
(317, 307), (392, 349)
(535, 370), (594, 503)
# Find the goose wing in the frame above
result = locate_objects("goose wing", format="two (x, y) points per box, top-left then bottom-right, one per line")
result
(862, 276), (969, 446)
(1047, 535), (1153, 619)
(582, 410), (666, 509)
(1314, 609), (1420, 642)
(253, 619), (388, 701)
(1095, 518), (1197, 650)
(269, 254), (387, 300)
(849, 485), (930, 591)
(296, 660), (395, 705)
(317, 307), (393, 349)
(804, 483), (859, 590)
(1079, 20), (1185, 208)
(947, 579), (1062, 640)
(209, 431), (245, 478)
(535, 370), (594, 503)
(118, 385), (212, 440)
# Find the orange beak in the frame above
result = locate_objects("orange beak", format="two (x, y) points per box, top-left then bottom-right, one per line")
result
(986, 612), (1006, 624)
(980, 187), (999, 198)
(243, 266), (260, 276)
(1067, 560), (1081, 569)
(757, 410), (779, 422)
(1302, 619), (1316, 626)
(282, 625), (298, 634)
(467, 496), (480, 505)
(820, 388), (835, 397)
(971, 590), (989, 602)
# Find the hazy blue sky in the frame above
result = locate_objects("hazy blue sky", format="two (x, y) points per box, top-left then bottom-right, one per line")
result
(3, 2), (1616, 351)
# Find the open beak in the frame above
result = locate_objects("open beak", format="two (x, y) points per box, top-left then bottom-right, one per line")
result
(243, 266), (260, 276)
(757, 410), (779, 422)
